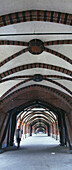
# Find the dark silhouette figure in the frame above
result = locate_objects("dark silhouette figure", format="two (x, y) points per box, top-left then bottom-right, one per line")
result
(16, 128), (21, 148)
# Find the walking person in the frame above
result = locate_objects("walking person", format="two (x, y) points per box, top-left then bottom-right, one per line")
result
(16, 127), (22, 148)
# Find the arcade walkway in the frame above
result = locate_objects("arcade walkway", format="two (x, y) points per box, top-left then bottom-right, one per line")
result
(0, 134), (72, 170)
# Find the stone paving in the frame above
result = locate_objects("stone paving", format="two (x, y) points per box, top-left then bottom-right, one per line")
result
(0, 134), (72, 170)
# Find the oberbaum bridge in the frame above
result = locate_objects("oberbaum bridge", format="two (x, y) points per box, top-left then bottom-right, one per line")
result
(0, 0), (72, 170)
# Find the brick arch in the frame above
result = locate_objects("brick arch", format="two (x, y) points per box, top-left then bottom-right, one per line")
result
(1, 85), (72, 115)
(1, 84), (71, 105)
(1, 97), (71, 135)
(34, 123), (47, 129)
(0, 63), (72, 79)
(34, 126), (46, 133)
(27, 116), (52, 125)
(29, 118), (52, 126)
(18, 105), (57, 127)
(15, 99), (72, 119)
(19, 110), (57, 123)
(13, 100), (64, 116)
(1, 76), (72, 99)
(31, 115), (57, 127)
(23, 111), (56, 124)
(0, 10), (72, 27)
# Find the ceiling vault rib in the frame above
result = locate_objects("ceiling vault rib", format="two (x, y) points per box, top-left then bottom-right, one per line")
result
(1, 76), (71, 99)
(0, 63), (72, 79)
(1, 75), (72, 83)
(44, 47), (72, 64)
(0, 48), (28, 67)
(0, 5), (72, 125)
(0, 10), (72, 27)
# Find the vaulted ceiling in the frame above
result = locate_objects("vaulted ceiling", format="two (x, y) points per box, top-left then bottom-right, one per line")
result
(0, 0), (72, 126)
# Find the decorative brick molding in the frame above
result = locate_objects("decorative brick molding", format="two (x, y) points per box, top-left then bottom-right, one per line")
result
(1, 75), (72, 99)
(0, 10), (72, 27)
(1, 75), (72, 83)
(0, 63), (72, 79)
(44, 48), (72, 64)
(1, 85), (72, 107)
(0, 48), (28, 67)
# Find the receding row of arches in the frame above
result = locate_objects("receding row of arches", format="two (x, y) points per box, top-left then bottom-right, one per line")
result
(0, 99), (72, 150)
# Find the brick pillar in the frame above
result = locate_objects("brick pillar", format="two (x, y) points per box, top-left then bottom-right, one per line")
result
(58, 113), (64, 146)
(0, 113), (11, 149)
(26, 125), (29, 137)
(52, 124), (54, 138)
(56, 122), (58, 140)
(62, 113), (71, 150)
(0, 114), (8, 148)
(28, 125), (30, 134)
(46, 126), (48, 134)
(47, 125), (50, 136)
(30, 125), (32, 136)
(23, 123), (25, 135)
(65, 112), (72, 146)
(10, 113), (16, 146)
(23, 123), (26, 138)
(44, 127), (46, 134)
(25, 124), (27, 138)
(26, 125), (28, 133)
(32, 127), (35, 134)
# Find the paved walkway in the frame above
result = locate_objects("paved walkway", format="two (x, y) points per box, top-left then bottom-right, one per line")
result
(0, 134), (72, 170)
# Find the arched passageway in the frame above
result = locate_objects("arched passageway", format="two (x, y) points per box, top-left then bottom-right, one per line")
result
(0, 0), (72, 154)
(0, 97), (72, 150)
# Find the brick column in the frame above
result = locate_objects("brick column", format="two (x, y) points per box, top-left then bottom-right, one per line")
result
(56, 122), (58, 140)
(52, 124), (54, 138)
(23, 123), (26, 138)
(58, 113), (64, 146)
(32, 127), (35, 134)
(46, 126), (48, 134)
(47, 125), (50, 136)
(10, 113), (16, 146)
(30, 125), (32, 136)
